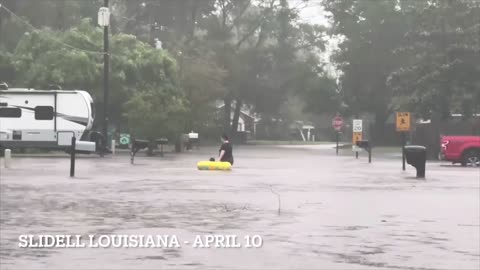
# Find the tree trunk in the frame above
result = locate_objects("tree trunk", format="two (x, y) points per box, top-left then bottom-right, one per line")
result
(0, 19), (3, 49)
(188, 0), (198, 39)
(0, 6), (3, 45)
(147, 140), (155, 156)
(56, 1), (66, 30)
(223, 98), (232, 132)
(373, 110), (388, 145)
(231, 99), (242, 136)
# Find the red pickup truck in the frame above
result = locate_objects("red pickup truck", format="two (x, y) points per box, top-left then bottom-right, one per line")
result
(440, 136), (480, 167)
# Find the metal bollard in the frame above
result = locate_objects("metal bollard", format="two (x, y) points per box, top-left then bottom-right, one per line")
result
(4, 149), (11, 168)
(111, 139), (116, 155)
(70, 136), (76, 177)
(130, 137), (135, 164)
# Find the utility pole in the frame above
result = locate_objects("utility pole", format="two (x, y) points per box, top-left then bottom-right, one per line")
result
(0, 3), (3, 45)
(102, 0), (110, 155)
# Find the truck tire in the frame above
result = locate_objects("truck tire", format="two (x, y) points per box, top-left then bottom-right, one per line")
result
(461, 149), (480, 167)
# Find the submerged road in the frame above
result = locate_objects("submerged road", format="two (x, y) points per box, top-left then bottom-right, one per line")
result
(0, 146), (479, 269)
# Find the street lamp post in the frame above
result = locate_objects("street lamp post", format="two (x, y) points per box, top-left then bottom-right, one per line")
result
(98, 2), (110, 155)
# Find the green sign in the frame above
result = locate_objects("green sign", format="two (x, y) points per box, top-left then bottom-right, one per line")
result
(119, 133), (130, 145)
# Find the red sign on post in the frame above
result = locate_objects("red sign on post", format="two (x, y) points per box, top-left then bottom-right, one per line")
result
(332, 116), (344, 131)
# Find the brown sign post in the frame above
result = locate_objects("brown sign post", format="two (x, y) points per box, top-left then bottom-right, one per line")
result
(396, 112), (411, 171)
(352, 119), (363, 159)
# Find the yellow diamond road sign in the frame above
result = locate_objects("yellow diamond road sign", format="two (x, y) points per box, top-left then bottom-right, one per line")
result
(396, 112), (411, 132)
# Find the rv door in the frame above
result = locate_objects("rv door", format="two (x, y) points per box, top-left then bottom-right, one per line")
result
(21, 94), (56, 142)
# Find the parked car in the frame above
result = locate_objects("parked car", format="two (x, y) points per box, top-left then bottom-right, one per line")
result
(440, 135), (480, 167)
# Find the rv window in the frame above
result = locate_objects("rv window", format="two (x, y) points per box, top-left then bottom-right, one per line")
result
(0, 107), (21, 118)
(35, 106), (54, 120)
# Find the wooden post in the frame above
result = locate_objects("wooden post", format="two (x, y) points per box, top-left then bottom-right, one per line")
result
(111, 139), (115, 155)
(4, 149), (11, 168)
(70, 136), (76, 177)
(336, 132), (339, 155)
(402, 132), (406, 171)
(130, 137), (135, 165)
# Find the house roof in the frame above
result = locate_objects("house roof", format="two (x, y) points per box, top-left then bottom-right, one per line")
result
(216, 103), (260, 121)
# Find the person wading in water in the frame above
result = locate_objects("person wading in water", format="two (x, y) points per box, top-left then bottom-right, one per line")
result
(218, 134), (234, 165)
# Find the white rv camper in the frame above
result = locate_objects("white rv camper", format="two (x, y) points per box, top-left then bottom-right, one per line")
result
(0, 88), (97, 152)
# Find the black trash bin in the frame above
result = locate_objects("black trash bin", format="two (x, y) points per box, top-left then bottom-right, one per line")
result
(356, 140), (370, 150)
(404, 145), (427, 178)
(356, 140), (372, 163)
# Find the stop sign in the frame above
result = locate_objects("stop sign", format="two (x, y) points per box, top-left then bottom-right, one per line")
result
(332, 116), (344, 131)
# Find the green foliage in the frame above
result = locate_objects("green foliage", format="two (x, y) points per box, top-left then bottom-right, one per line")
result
(387, 0), (480, 120)
(327, 0), (480, 122)
(12, 19), (102, 89)
(180, 54), (227, 131)
(123, 87), (188, 140)
(325, 0), (411, 123)
(194, 0), (336, 133)
(6, 16), (185, 139)
(3, 0), (479, 144)
(1, 0), (339, 140)
(0, 50), (15, 83)
(127, 51), (186, 139)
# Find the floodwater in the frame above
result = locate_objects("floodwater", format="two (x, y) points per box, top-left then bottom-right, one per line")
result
(0, 145), (479, 270)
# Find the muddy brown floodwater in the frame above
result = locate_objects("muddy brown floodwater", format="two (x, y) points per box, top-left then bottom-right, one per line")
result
(0, 145), (479, 269)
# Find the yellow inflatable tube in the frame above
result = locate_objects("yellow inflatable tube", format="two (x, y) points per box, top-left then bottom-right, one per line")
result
(197, 161), (232, 171)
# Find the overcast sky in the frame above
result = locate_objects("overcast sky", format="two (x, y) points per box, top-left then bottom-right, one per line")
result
(289, 0), (339, 77)
(290, 0), (330, 26)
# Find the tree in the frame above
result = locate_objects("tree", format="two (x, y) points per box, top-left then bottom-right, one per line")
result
(12, 19), (102, 89)
(324, 0), (413, 142)
(1, 0), (335, 143)
(0, 50), (14, 83)
(179, 52), (226, 133)
(111, 0), (214, 46)
(0, 0), (102, 47)
(388, 0), (480, 119)
(386, 0), (480, 156)
(10, 18), (185, 143)
(111, 0), (229, 137)
(197, 0), (331, 137)
(200, 0), (279, 134)
(123, 86), (187, 152)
